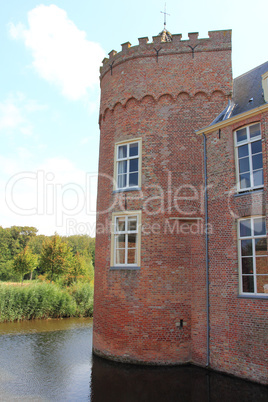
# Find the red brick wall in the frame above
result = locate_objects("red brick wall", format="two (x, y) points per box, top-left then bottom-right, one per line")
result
(205, 112), (268, 384)
(94, 32), (233, 367)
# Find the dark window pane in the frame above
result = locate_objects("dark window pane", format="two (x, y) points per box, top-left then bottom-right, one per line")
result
(253, 169), (263, 187)
(236, 128), (247, 143)
(241, 239), (252, 256)
(255, 238), (267, 255)
(240, 172), (250, 189)
(242, 257), (253, 274)
(129, 142), (138, 157)
(129, 172), (138, 187)
(254, 218), (266, 236)
(129, 158), (138, 172)
(242, 276), (254, 292)
(238, 144), (248, 158)
(251, 140), (262, 155)
(252, 154), (263, 170)
(256, 275), (268, 294)
(239, 157), (249, 173)
(128, 233), (137, 248)
(118, 145), (127, 159)
(256, 257), (268, 275)
(240, 219), (251, 237)
(249, 123), (261, 139)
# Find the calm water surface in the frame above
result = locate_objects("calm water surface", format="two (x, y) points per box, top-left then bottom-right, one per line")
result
(0, 318), (267, 401)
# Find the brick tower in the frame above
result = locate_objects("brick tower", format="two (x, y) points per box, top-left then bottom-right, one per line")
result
(93, 30), (232, 365)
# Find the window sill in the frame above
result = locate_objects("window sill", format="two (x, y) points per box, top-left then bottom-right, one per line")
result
(113, 187), (141, 193)
(234, 188), (264, 197)
(110, 266), (140, 271)
(238, 294), (268, 300)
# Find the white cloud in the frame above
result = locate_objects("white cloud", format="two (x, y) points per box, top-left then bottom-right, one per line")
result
(0, 92), (46, 135)
(9, 5), (105, 100)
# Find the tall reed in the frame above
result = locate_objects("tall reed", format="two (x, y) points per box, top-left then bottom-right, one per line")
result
(0, 282), (93, 322)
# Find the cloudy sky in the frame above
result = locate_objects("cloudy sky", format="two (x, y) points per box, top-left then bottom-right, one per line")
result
(1, 0), (267, 236)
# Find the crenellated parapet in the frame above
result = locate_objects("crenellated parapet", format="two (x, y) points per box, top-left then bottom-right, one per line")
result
(99, 30), (232, 118)
(100, 30), (232, 78)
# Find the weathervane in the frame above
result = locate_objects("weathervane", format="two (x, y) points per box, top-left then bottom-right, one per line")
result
(160, 3), (170, 29)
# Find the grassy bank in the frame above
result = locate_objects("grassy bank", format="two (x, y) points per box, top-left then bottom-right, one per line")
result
(0, 281), (93, 322)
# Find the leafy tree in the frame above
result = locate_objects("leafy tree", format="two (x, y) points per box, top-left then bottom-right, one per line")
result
(0, 226), (13, 280)
(18, 226), (38, 249)
(39, 234), (73, 282)
(7, 226), (38, 258)
(28, 235), (47, 256)
(0, 260), (14, 281)
(13, 246), (37, 283)
(63, 252), (94, 285)
(65, 235), (95, 267)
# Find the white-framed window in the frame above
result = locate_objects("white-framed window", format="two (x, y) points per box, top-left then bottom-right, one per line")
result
(111, 211), (141, 269)
(235, 123), (263, 192)
(238, 216), (268, 296)
(115, 139), (141, 191)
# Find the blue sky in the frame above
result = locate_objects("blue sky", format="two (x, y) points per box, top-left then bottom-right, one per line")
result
(1, 0), (267, 236)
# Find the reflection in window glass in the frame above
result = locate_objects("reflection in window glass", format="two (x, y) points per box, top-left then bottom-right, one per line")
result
(114, 215), (139, 267)
(235, 124), (263, 191)
(239, 217), (268, 295)
(116, 141), (140, 190)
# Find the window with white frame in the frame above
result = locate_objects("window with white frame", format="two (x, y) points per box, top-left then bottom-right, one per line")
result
(115, 140), (141, 191)
(239, 217), (268, 296)
(235, 123), (263, 191)
(111, 212), (141, 268)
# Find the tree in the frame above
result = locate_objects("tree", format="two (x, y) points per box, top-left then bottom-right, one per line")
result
(64, 252), (94, 285)
(65, 235), (95, 267)
(7, 226), (38, 258)
(39, 234), (73, 282)
(13, 246), (37, 283)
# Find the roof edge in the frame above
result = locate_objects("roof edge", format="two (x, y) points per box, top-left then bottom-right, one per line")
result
(196, 103), (268, 135)
(234, 60), (268, 80)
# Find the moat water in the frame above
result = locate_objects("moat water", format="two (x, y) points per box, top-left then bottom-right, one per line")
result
(0, 318), (267, 401)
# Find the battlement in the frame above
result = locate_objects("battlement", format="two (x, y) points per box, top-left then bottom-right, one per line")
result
(100, 30), (232, 78)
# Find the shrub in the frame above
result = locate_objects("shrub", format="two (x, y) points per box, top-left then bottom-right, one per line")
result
(68, 282), (94, 317)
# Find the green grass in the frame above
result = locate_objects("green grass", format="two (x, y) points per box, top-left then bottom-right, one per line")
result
(0, 281), (94, 322)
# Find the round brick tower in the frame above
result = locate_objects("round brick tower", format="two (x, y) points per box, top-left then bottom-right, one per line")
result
(93, 30), (232, 365)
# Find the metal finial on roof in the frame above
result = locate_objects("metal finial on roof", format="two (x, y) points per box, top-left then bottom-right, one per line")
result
(160, 3), (170, 28)
(159, 3), (172, 42)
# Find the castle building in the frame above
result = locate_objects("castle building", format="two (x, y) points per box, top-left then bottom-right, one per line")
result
(93, 29), (268, 385)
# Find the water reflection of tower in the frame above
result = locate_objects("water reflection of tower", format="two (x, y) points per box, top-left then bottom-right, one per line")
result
(90, 355), (268, 402)
(93, 28), (232, 365)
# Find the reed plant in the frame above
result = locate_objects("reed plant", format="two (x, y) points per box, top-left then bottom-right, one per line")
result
(0, 281), (94, 322)
(68, 281), (94, 317)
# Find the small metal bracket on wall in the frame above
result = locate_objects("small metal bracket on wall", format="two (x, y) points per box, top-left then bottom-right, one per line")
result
(188, 44), (198, 59)
(154, 47), (162, 63)
(109, 61), (114, 75)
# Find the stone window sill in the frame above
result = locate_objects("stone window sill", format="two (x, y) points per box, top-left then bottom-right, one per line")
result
(110, 266), (140, 271)
(113, 187), (141, 194)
